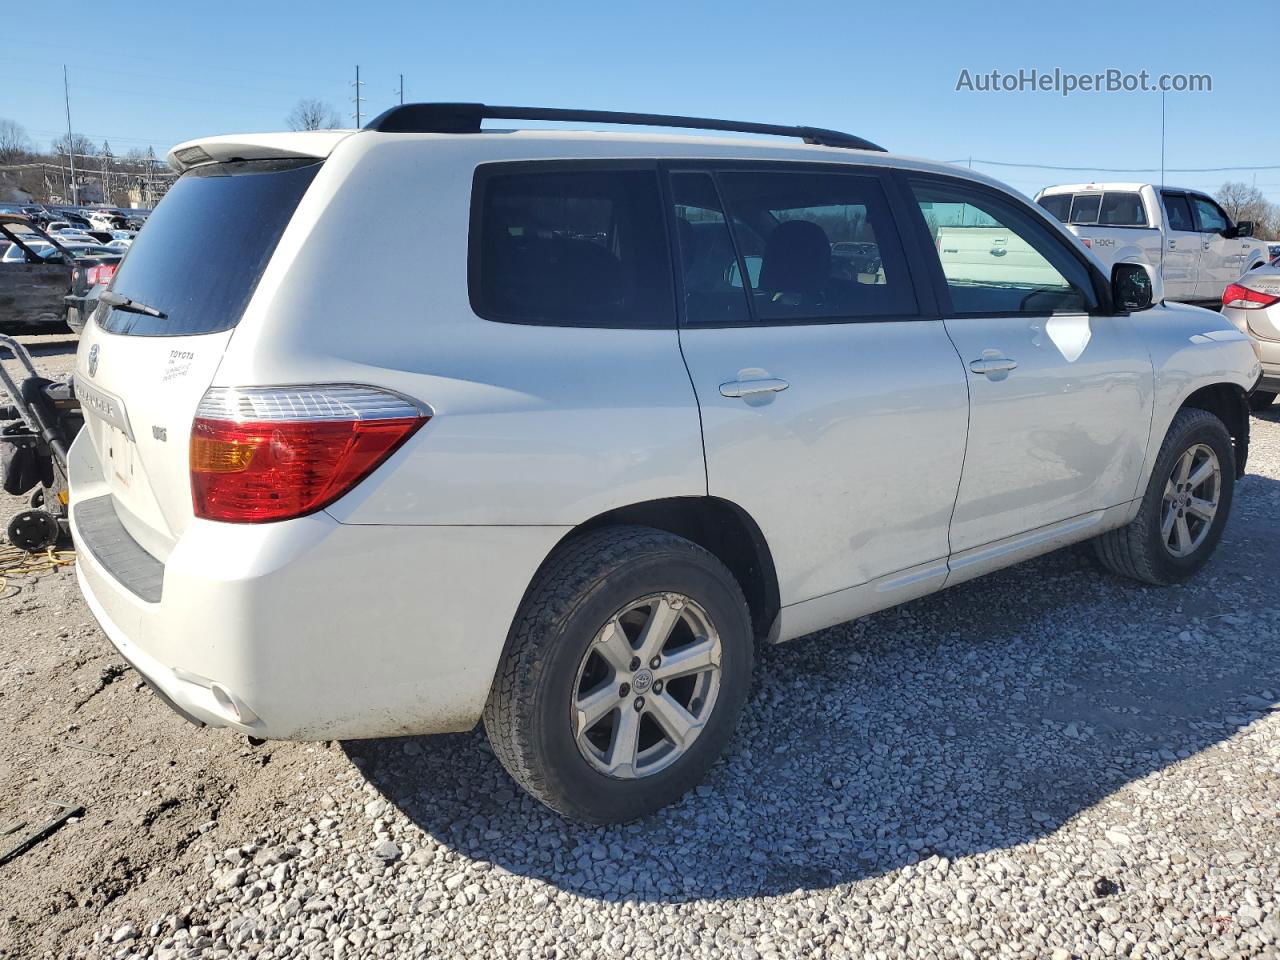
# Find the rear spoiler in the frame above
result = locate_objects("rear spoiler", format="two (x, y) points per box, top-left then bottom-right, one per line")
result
(166, 130), (357, 173)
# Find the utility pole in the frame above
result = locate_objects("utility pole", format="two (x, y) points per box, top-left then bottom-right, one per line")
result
(351, 65), (366, 127)
(101, 141), (113, 206)
(398, 73), (404, 105)
(63, 65), (78, 205)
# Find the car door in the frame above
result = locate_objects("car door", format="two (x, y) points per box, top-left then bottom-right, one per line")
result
(670, 165), (969, 609)
(1159, 191), (1202, 301)
(905, 175), (1154, 558)
(1189, 193), (1243, 299)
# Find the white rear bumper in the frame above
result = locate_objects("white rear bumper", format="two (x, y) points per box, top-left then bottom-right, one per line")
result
(69, 435), (567, 739)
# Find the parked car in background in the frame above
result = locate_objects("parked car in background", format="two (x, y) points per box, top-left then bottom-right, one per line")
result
(0, 217), (122, 331)
(830, 240), (881, 278)
(1221, 265), (1280, 411)
(1267, 242), (1280, 263)
(69, 105), (1260, 823)
(1035, 183), (1270, 306)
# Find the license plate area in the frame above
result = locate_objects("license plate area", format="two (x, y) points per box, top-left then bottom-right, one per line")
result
(104, 425), (136, 489)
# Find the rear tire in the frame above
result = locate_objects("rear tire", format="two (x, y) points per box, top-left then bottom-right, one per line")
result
(1093, 407), (1234, 585)
(1248, 391), (1276, 412)
(483, 525), (753, 824)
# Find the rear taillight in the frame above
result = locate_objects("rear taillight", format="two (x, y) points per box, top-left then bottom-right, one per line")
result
(86, 263), (118, 286)
(190, 385), (429, 523)
(1223, 282), (1280, 310)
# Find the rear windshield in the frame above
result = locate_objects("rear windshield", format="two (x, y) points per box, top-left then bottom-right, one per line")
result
(99, 158), (320, 336)
(1037, 191), (1147, 227)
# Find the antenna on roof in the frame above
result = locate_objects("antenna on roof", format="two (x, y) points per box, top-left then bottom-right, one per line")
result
(362, 103), (886, 152)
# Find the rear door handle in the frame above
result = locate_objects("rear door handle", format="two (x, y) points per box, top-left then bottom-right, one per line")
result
(969, 357), (1018, 376)
(719, 377), (790, 398)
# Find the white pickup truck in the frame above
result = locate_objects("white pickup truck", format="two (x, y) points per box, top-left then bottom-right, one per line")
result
(1035, 182), (1269, 305)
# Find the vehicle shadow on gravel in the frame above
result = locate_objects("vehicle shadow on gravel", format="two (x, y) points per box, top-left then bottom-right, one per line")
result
(347, 474), (1280, 903)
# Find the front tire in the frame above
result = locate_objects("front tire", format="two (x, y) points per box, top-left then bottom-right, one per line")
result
(483, 526), (753, 824)
(1094, 407), (1235, 585)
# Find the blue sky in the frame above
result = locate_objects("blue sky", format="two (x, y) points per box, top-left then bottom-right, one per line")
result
(7, 0), (1278, 201)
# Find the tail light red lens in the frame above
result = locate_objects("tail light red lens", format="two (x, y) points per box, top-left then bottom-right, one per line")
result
(190, 385), (429, 523)
(86, 263), (118, 286)
(1223, 282), (1280, 310)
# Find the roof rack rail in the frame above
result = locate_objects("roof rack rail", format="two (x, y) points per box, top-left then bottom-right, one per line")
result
(362, 103), (886, 152)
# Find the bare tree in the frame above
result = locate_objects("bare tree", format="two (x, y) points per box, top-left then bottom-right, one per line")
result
(0, 118), (32, 164)
(286, 99), (342, 131)
(1216, 181), (1280, 239)
(50, 132), (97, 159)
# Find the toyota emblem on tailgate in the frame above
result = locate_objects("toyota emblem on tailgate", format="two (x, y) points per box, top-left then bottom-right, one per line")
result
(87, 344), (99, 377)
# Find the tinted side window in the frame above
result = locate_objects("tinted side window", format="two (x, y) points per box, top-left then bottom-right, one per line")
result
(713, 169), (916, 322)
(670, 172), (752, 325)
(1162, 193), (1195, 231)
(912, 179), (1097, 315)
(1099, 192), (1147, 226)
(1037, 194), (1071, 222)
(472, 167), (673, 328)
(1068, 194), (1101, 224)
(1191, 196), (1228, 233)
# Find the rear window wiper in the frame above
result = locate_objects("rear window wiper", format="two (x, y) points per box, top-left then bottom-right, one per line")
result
(99, 290), (168, 319)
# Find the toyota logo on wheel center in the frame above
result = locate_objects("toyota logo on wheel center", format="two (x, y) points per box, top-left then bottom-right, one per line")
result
(631, 669), (653, 694)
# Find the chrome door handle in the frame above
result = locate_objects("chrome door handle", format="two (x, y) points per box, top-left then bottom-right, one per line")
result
(969, 357), (1018, 375)
(719, 377), (790, 398)
(1168, 240), (1176, 249)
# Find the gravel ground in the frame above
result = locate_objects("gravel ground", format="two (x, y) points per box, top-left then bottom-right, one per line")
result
(1, 336), (1278, 959)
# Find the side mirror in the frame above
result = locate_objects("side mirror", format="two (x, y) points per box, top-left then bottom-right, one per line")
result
(1234, 220), (1255, 239)
(1112, 262), (1155, 312)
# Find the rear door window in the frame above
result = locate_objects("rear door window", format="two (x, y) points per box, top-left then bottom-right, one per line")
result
(99, 158), (320, 336)
(705, 168), (916, 323)
(470, 166), (673, 328)
(1162, 193), (1196, 232)
(669, 171), (752, 325)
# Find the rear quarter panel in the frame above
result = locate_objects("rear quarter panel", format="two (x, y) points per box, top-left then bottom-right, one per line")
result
(210, 135), (706, 526)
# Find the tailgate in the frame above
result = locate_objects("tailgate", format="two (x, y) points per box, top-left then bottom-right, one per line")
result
(71, 155), (323, 558)
(75, 325), (232, 556)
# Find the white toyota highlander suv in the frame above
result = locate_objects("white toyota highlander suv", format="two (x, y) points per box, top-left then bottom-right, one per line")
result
(68, 104), (1262, 823)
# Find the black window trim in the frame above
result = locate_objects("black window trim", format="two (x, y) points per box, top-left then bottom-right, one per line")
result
(658, 159), (933, 330)
(467, 158), (679, 330)
(896, 171), (1115, 320)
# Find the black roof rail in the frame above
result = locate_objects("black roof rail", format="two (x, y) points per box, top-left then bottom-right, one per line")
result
(362, 103), (886, 152)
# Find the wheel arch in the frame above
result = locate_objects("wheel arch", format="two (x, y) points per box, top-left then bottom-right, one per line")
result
(1180, 382), (1249, 477)
(545, 496), (782, 645)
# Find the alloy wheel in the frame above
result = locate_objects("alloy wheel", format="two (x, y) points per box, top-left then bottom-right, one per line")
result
(1160, 443), (1221, 558)
(571, 593), (722, 779)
